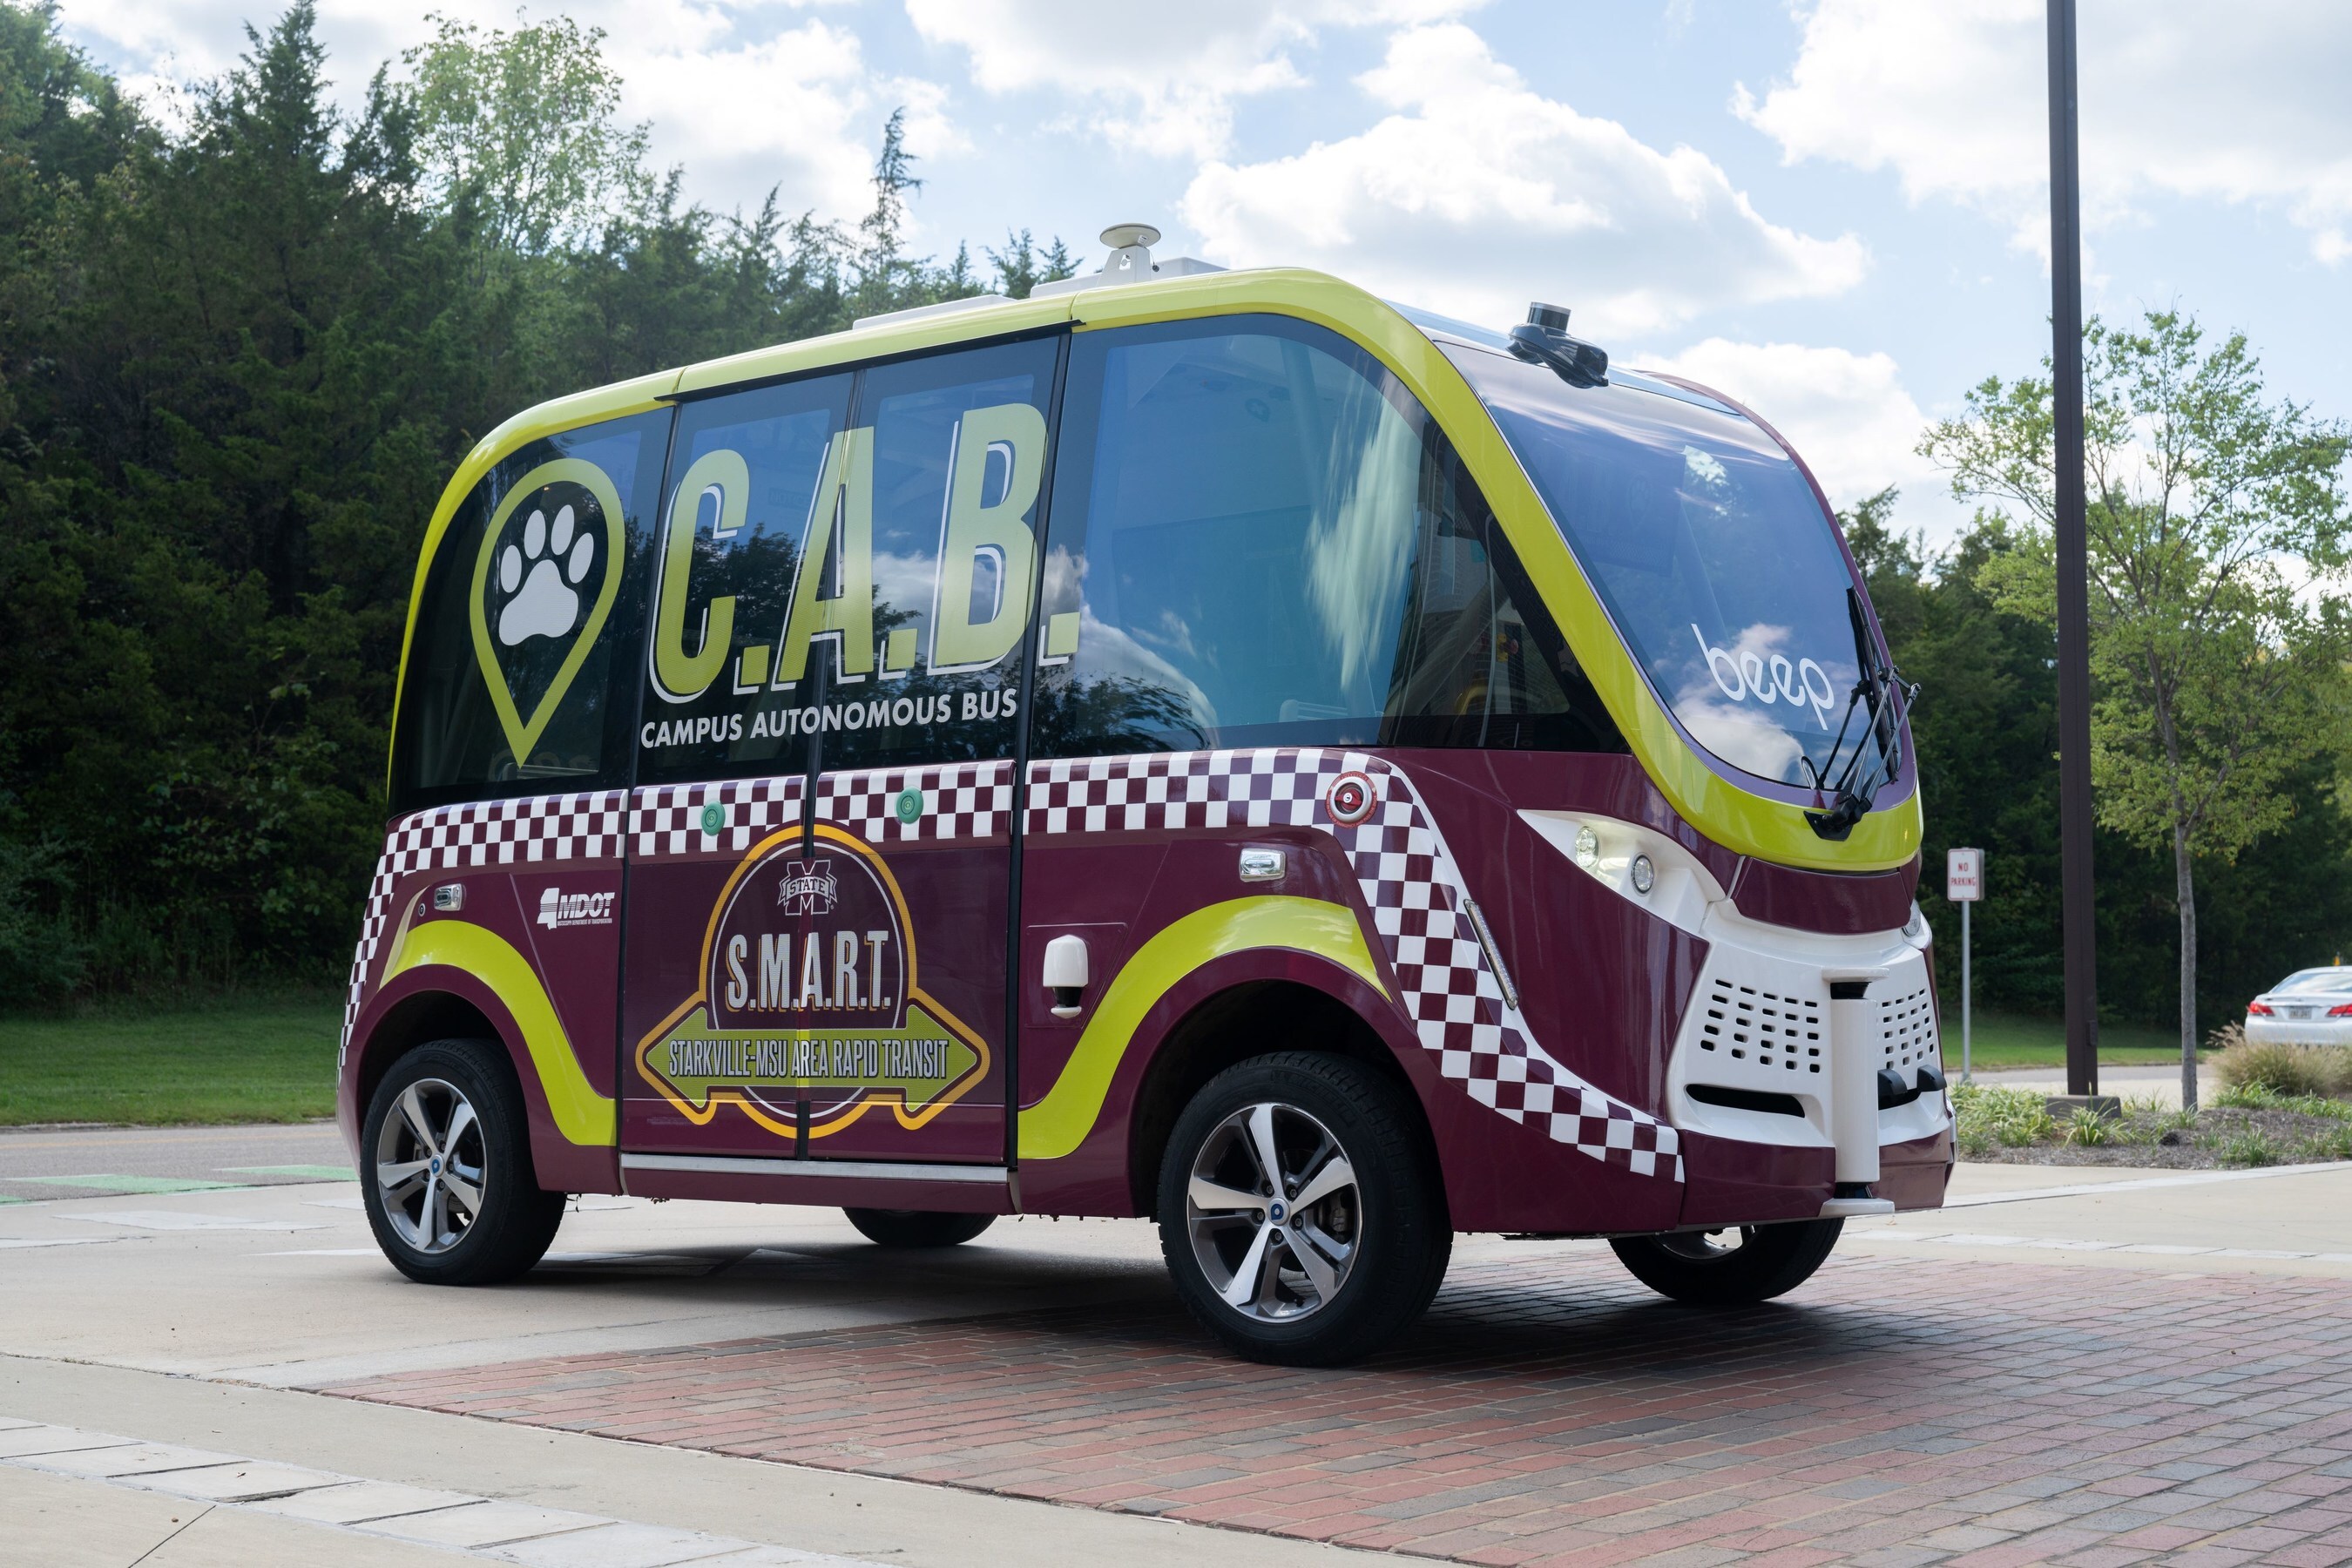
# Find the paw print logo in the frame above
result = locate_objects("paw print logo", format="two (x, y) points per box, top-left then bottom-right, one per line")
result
(497, 502), (596, 647)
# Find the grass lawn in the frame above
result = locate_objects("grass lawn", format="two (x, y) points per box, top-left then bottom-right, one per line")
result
(0, 994), (341, 1126)
(1945, 1009), (2188, 1071)
(0, 993), (2188, 1125)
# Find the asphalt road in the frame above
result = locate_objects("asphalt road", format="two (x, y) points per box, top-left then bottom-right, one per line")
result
(0, 1121), (351, 1198)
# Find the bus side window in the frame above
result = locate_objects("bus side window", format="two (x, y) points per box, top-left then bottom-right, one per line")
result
(391, 410), (667, 814)
(1031, 315), (1623, 760)
(633, 374), (852, 786)
(1383, 443), (1628, 754)
(632, 338), (1058, 783)
(816, 338), (1059, 774)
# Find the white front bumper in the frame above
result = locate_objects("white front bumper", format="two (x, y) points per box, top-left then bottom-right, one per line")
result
(1519, 809), (1952, 1177)
(1667, 919), (1949, 1161)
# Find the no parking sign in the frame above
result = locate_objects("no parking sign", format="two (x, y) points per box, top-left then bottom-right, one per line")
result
(1948, 848), (1983, 1078)
(1948, 847), (1983, 902)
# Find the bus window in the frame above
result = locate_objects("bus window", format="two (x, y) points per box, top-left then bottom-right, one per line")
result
(815, 338), (1059, 773)
(635, 374), (852, 784)
(392, 410), (666, 813)
(1031, 315), (1621, 759)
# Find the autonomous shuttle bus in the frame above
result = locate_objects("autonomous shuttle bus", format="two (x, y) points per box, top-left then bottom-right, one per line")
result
(341, 226), (1948, 1364)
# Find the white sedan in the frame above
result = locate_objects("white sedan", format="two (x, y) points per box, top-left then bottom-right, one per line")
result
(2246, 967), (2352, 1044)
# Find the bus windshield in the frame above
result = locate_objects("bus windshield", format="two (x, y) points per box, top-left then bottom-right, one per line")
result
(1445, 342), (1893, 794)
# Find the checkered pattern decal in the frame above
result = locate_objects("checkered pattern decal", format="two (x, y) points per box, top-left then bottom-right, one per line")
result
(630, 774), (807, 862)
(818, 760), (1011, 844)
(341, 791), (628, 1051)
(1027, 749), (1683, 1182)
(624, 761), (1010, 865)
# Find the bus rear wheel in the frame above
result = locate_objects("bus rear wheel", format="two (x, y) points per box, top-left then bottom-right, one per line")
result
(1158, 1052), (1450, 1367)
(1611, 1219), (1843, 1305)
(361, 1040), (564, 1287)
(843, 1209), (996, 1247)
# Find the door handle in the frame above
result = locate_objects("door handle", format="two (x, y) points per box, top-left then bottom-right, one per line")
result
(1042, 934), (1089, 1019)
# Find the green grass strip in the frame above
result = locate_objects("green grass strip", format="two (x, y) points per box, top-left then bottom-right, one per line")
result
(0, 996), (341, 1126)
(222, 1165), (358, 1181)
(4, 1173), (246, 1194)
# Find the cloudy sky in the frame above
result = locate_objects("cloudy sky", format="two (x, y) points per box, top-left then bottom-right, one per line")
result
(54, 0), (2352, 542)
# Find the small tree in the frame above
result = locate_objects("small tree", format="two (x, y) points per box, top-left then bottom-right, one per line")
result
(1923, 309), (2351, 1106)
(402, 12), (649, 260)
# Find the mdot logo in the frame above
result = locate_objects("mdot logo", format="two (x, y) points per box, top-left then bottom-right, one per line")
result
(537, 887), (617, 929)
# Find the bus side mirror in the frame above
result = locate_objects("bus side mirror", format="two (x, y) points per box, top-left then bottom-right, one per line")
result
(1043, 935), (1089, 1019)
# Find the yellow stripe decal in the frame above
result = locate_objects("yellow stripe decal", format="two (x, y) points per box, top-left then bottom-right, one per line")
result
(1018, 897), (1386, 1162)
(385, 920), (617, 1147)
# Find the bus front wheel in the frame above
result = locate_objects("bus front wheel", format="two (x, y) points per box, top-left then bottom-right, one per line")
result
(1158, 1052), (1450, 1367)
(1610, 1219), (1843, 1305)
(361, 1039), (565, 1286)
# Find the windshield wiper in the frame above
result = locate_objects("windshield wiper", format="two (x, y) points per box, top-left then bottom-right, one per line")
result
(1800, 588), (1916, 841)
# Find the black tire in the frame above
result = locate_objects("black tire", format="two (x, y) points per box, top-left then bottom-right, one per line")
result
(1157, 1052), (1450, 1367)
(1610, 1219), (1843, 1305)
(361, 1039), (564, 1286)
(842, 1209), (997, 1247)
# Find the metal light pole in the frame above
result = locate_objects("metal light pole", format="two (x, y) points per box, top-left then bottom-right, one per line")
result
(2047, 0), (2099, 1098)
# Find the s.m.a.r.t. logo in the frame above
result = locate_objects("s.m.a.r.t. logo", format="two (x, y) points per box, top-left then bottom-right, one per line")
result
(537, 887), (616, 929)
(633, 828), (989, 1140)
(468, 459), (626, 767)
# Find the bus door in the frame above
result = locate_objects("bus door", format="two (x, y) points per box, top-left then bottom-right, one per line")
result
(619, 337), (1058, 1168)
(796, 338), (1058, 1164)
(618, 369), (849, 1160)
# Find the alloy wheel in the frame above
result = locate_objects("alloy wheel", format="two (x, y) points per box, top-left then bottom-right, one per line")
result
(1185, 1100), (1362, 1321)
(375, 1077), (487, 1254)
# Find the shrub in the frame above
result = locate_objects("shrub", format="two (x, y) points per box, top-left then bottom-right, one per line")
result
(2214, 1083), (2352, 1119)
(2063, 1107), (2111, 1146)
(0, 837), (90, 1009)
(2213, 1129), (2282, 1167)
(2295, 1125), (2352, 1163)
(1953, 1084), (2058, 1150)
(2214, 1038), (2350, 1098)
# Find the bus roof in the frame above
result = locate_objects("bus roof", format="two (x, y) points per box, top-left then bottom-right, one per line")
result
(454, 266), (1771, 487)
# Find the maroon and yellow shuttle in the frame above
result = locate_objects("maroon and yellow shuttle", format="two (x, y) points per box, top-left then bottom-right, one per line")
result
(341, 237), (1949, 1364)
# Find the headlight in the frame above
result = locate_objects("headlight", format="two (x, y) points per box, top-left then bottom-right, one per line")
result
(1573, 825), (1599, 869)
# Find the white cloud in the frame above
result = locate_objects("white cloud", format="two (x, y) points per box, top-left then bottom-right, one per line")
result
(52, 0), (943, 229)
(624, 20), (963, 228)
(1179, 24), (1869, 338)
(903, 0), (1481, 160)
(1636, 339), (1951, 530)
(1736, 0), (2352, 261)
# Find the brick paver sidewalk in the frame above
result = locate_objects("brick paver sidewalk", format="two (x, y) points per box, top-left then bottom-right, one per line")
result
(324, 1249), (2352, 1565)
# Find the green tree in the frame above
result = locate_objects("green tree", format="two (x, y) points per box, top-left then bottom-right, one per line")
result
(0, 0), (1092, 1004)
(1923, 309), (2352, 1105)
(988, 228), (1078, 300)
(402, 12), (648, 260)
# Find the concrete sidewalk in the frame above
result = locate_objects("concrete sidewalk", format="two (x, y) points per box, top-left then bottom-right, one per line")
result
(1963, 1061), (2213, 1108)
